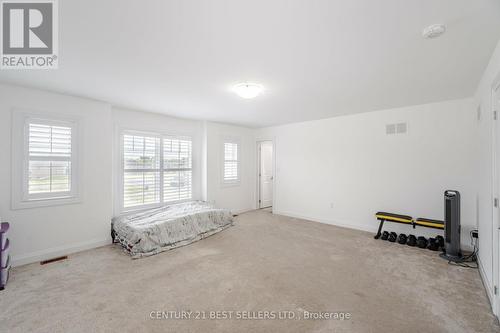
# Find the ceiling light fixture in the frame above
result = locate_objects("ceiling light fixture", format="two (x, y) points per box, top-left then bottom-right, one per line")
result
(422, 24), (446, 39)
(233, 82), (264, 99)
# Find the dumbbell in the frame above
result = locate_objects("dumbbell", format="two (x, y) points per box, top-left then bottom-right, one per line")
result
(407, 234), (417, 247)
(381, 231), (389, 240)
(436, 235), (444, 249)
(417, 236), (428, 248)
(427, 237), (440, 251)
(388, 232), (398, 243)
(397, 234), (408, 245)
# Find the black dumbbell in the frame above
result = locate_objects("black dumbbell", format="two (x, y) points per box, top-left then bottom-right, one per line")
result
(407, 234), (417, 247)
(436, 235), (444, 249)
(417, 236), (428, 248)
(397, 234), (408, 245)
(388, 232), (398, 242)
(427, 237), (439, 251)
(381, 231), (389, 240)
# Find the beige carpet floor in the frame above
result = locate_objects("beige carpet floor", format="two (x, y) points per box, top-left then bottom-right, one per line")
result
(0, 209), (498, 333)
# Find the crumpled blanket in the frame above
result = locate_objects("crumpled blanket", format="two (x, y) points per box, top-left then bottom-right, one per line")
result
(112, 201), (233, 258)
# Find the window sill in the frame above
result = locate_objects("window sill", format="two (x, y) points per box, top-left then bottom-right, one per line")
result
(12, 196), (81, 210)
(119, 198), (194, 216)
(221, 181), (241, 188)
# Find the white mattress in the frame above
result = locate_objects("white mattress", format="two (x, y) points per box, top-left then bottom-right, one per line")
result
(112, 201), (233, 258)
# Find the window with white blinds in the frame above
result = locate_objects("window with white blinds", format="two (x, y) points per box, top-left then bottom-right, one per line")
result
(26, 121), (74, 199)
(223, 141), (240, 184)
(163, 136), (192, 202)
(123, 134), (161, 208)
(121, 132), (193, 210)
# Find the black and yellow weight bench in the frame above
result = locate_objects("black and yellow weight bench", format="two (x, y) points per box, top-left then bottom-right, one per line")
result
(414, 218), (444, 230)
(374, 212), (444, 239)
(374, 212), (413, 239)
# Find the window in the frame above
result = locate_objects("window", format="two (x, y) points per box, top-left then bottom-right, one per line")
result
(27, 122), (74, 198)
(223, 141), (240, 184)
(123, 134), (161, 208)
(121, 132), (192, 210)
(11, 112), (80, 209)
(163, 136), (192, 202)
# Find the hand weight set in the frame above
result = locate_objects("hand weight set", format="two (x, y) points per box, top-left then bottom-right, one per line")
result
(388, 232), (398, 242)
(407, 234), (417, 247)
(397, 234), (408, 244)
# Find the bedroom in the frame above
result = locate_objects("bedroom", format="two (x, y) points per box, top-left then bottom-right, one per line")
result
(0, 1), (500, 332)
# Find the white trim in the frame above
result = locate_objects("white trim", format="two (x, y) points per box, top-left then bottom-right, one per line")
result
(273, 210), (376, 234)
(118, 128), (194, 214)
(256, 140), (274, 209)
(492, 77), (500, 318)
(220, 182), (241, 188)
(11, 109), (82, 210)
(255, 136), (277, 212)
(22, 120), (76, 201)
(12, 196), (81, 210)
(11, 238), (111, 267)
(221, 137), (241, 186)
(232, 207), (255, 215)
(120, 131), (161, 212)
(478, 254), (495, 311)
(257, 209), (477, 251)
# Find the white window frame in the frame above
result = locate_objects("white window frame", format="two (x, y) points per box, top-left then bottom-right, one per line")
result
(120, 130), (161, 212)
(11, 110), (81, 210)
(221, 138), (241, 186)
(162, 135), (193, 203)
(119, 130), (193, 213)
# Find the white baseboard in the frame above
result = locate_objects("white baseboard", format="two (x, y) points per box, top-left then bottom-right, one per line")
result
(12, 238), (111, 267)
(274, 210), (475, 250)
(273, 210), (376, 234)
(233, 208), (255, 215)
(478, 255), (496, 314)
(11, 207), (252, 267)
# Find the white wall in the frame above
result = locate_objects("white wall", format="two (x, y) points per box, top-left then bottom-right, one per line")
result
(1, 52), (494, 283)
(111, 107), (205, 215)
(206, 122), (256, 214)
(474, 38), (500, 308)
(0, 84), (113, 266)
(257, 98), (477, 246)
(112, 113), (258, 214)
(0, 84), (257, 266)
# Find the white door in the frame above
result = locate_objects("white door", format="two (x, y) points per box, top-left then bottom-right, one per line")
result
(259, 141), (273, 208)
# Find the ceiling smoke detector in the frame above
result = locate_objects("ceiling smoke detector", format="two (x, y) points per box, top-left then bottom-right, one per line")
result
(422, 24), (446, 39)
(233, 82), (264, 99)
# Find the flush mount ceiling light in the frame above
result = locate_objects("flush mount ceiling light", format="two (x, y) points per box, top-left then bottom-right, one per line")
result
(422, 24), (446, 39)
(233, 82), (264, 99)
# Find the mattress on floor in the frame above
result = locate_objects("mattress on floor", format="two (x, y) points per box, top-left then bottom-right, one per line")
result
(112, 201), (233, 258)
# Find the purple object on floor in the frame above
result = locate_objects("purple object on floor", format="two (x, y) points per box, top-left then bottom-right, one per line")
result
(0, 222), (9, 249)
(0, 222), (10, 290)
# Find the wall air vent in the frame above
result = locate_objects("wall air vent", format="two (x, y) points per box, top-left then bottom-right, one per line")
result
(396, 122), (407, 134)
(386, 124), (396, 135)
(386, 122), (407, 135)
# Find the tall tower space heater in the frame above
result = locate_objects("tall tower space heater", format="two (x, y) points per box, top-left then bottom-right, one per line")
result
(441, 190), (462, 261)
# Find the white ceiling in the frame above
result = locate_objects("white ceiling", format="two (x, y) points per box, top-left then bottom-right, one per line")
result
(1, 0), (500, 127)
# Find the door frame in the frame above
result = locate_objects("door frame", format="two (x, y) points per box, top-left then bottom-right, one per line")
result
(493, 77), (500, 317)
(255, 138), (276, 211)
